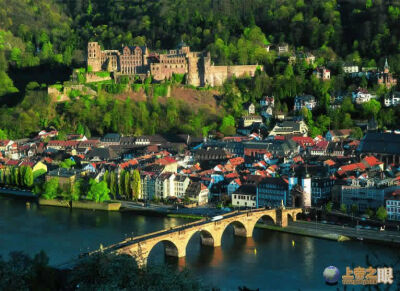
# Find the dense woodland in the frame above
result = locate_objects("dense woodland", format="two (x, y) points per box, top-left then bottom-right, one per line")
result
(1, 0), (400, 138)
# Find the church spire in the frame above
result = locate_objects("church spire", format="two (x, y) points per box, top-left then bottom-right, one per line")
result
(384, 58), (389, 70)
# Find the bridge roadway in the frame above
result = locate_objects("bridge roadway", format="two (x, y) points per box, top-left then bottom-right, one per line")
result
(76, 207), (303, 267)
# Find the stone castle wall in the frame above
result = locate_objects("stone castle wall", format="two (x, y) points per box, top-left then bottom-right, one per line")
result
(87, 42), (261, 87)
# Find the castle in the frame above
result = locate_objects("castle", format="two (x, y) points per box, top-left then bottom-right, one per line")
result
(87, 42), (261, 87)
(377, 58), (397, 89)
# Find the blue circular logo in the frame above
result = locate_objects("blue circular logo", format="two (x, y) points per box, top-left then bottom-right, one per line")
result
(323, 266), (340, 284)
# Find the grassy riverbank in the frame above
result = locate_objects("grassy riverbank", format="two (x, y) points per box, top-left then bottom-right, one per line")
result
(255, 223), (348, 242)
(167, 213), (204, 220)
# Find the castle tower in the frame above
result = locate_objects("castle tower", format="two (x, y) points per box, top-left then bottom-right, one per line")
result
(384, 58), (389, 74)
(187, 52), (200, 87)
(87, 42), (102, 72)
(301, 168), (312, 208)
(288, 168), (298, 207)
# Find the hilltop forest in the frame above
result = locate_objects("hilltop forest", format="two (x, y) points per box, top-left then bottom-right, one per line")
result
(0, 0), (400, 138)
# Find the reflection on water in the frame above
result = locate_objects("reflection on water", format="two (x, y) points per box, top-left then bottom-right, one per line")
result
(1, 197), (399, 290)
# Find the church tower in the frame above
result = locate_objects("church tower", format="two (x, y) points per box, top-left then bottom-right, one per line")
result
(301, 167), (312, 208)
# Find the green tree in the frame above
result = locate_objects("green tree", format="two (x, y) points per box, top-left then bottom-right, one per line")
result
(124, 171), (131, 200)
(87, 179), (111, 203)
(42, 178), (59, 200)
(376, 206), (387, 222)
(325, 201), (333, 213)
(60, 159), (76, 169)
(70, 179), (82, 201)
(351, 204), (358, 215)
(22, 166), (33, 188)
(131, 170), (141, 201)
(365, 208), (374, 218)
(219, 115), (236, 136)
(110, 171), (117, 199)
(340, 203), (347, 213)
(119, 170), (126, 197)
(362, 99), (381, 118)
(350, 127), (363, 139)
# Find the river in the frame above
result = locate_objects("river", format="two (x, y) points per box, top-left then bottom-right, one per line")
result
(0, 196), (398, 290)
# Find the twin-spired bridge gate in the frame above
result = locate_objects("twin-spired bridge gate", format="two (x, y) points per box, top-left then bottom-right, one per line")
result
(90, 208), (302, 267)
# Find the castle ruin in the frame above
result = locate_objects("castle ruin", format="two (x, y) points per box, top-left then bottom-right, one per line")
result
(87, 42), (261, 87)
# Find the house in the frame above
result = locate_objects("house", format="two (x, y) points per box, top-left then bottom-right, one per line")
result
(46, 168), (80, 191)
(311, 177), (335, 206)
(361, 156), (384, 171)
(274, 112), (286, 121)
(310, 141), (329, 156)
(352, 88), (375, 104)
(246, 103), (256, 115)
(241, 115), (263, 127)
(232, 185), (257, 208)
(327, 142), (344, 157)
(343, 64), (359, 74)
(384, 92), (400, 107)
(256, 177), (290, 207)
(32, 161), (47, 174)
(294, 95), (316, 111)
(185, 181), (209, 205)
(386, 190), (400, 221)
(269, 120), (308, 137)
(261, 106), (273, 119)
(79, 139), (100, 148)
(277, 43), (289, 55)
(47, 140), (80, 150)
(313, 67), (330, 80)
(140, 172), (157, 200)
(100, 133), (121, 146)
(155, 172), (175, 199)
(86, 147), (119, 161)
(289, 52), (315, 65)
(37, 130), (58, 139)
(260, 96), (274, 108)
(357, 133), (400, 165)
(291, 136), (315, 150)
(174, 174), (190, 198)
(0, 140), (14, 152)
(325, 129), (353, 142)
(227, 178), (242, 196)
(155, 157), (178, 173)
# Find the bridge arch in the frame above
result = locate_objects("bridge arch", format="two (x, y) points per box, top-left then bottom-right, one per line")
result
(222, 220), (249, 238)
(145, 239), (185, 266)
(185, 229), (216, 248)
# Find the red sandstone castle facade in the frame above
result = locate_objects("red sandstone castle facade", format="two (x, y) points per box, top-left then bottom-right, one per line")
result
(87, 42), (261, 87)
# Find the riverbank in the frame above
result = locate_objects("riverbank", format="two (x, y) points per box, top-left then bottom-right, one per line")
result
(254, 223), (348, 242)
(38, 198), (121, 211)
(0, 187), (36, 198)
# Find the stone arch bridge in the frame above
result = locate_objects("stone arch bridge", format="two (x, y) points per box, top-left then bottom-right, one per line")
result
(89, 208), (302, 267)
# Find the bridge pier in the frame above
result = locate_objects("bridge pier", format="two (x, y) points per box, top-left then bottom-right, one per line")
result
(200, 233), (215, 247)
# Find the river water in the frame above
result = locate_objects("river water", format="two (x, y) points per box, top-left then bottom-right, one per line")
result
(0, 196), (398, 290)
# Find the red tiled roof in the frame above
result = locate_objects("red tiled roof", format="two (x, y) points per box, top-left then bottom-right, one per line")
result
(362, 156), (383, 168)
(155, 156), (177, 165)
(5, 160), (19, 166)
(312, 140), (329, 151)
(324, 159), (336, 166)
(20, 161), (34, 167)
(47, 140), (79, 147)
(0, 140), (10, 146)
(337, 162), (366, 176)
(228, 157), (245, 167)
(225, 172), (239, 179)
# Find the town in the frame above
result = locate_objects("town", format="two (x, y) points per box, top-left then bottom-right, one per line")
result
(0, 112), (399, 223)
